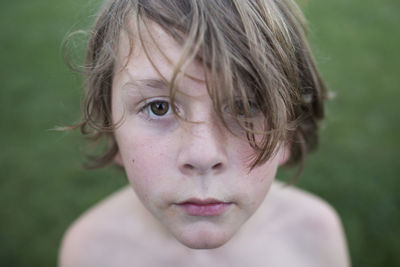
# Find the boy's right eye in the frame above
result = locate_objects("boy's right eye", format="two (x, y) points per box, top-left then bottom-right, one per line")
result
(149, 101), (170, 116)
(139, 99), (173, 120)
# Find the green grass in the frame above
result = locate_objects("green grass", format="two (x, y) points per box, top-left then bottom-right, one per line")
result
(1, 0), (399, 266)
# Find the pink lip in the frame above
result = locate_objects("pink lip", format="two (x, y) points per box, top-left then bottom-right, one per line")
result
(177, 198), (232, 216)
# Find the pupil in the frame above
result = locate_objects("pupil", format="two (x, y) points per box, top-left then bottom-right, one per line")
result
(234, 100), (257, 116)
(150, 101), (169, 116)
(235, 100), (245, 115)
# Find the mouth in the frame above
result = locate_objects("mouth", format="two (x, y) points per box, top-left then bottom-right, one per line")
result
(176, 198), (233, 217)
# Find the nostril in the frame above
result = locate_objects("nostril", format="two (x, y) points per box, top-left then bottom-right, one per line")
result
(212, 162), (223, 170)
(183, 164), (195, 170)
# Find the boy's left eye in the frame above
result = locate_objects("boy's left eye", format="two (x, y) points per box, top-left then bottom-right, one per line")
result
(231, 99), (260, 117)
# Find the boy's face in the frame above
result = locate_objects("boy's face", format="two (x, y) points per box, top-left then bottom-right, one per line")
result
(112, 23), (287, 249)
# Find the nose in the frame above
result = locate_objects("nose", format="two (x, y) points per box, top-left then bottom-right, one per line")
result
(177, 119), (228, 176)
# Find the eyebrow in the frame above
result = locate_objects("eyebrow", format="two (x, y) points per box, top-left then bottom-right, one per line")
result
(122, 78), (170, 92)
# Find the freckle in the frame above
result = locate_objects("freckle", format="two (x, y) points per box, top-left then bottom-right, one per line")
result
(132, 159), (135, 165)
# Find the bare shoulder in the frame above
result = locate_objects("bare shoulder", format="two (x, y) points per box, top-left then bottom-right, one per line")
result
(264, 181), (351, 267)
(58, 186), (150, 267)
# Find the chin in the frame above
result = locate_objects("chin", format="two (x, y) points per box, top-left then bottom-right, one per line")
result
(174, 226), (234, 250)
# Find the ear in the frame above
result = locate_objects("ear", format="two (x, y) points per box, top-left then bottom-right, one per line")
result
(114, 152), (124, 167)
(278, 143), (291, 166)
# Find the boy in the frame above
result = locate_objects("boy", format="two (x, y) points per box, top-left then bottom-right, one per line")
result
(59, 0), (350, 266)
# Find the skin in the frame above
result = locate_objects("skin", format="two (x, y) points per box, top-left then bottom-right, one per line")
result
(59, 23), (351, 267)
(59, 183), (350, 267)
(111, 23), (287, 249)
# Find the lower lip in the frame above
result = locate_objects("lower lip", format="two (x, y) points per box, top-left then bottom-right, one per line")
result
(178, 203), (232, 216)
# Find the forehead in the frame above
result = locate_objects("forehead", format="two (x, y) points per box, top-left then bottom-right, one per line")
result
(114, 21), (205, 84)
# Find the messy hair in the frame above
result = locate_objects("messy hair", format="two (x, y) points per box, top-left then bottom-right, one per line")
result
(71, 0), (327, 174)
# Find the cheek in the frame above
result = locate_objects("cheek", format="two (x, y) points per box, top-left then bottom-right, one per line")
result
(115, 129), (177, 199)
(236, 164), (277, 215)
(232, 130), (283, 179)
(229, 136), (273, 180)
(232, 141), (281, 205)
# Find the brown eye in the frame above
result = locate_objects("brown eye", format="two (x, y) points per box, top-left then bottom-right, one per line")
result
(149, 101), (170, 116)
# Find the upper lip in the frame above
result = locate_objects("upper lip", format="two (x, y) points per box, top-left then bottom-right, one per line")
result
(179, 198), (229, 205)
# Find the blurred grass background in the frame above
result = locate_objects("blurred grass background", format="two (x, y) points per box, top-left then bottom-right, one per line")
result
(0, 0), (399, 266)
